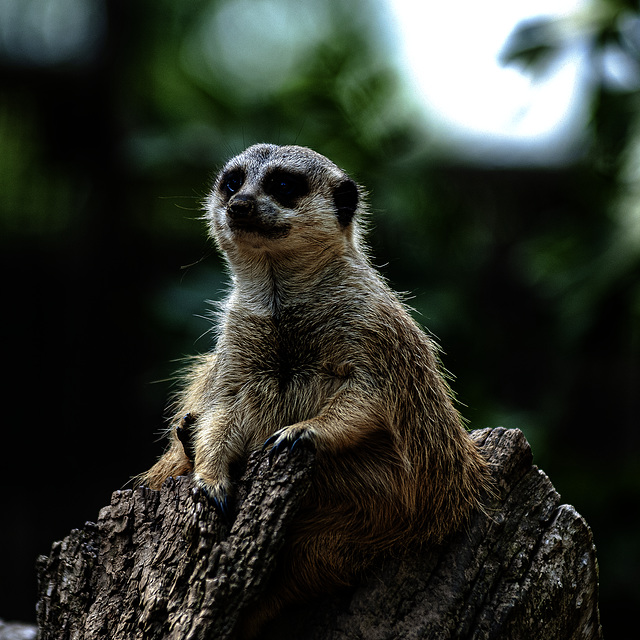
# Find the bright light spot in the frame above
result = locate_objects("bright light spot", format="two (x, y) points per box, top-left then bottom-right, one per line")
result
(387, 0), (592, 164)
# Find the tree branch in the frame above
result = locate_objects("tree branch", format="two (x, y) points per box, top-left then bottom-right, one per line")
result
(36, 428), (602, 639)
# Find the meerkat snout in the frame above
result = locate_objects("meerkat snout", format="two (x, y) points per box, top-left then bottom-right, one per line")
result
(227, 194), (256, 221)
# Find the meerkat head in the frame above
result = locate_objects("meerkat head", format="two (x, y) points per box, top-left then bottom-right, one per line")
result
(205, 144), (366, 263)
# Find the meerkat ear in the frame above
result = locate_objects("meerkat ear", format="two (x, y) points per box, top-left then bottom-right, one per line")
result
(333, 179), (359, 227)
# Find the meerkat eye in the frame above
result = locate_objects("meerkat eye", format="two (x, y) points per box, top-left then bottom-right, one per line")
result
(220, 170), (245, 198)
(264, 171), (309, 208)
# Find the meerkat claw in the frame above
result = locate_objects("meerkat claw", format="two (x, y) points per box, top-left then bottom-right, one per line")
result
(263, 434), (278, 449)
(267, 439), (285, 463)
(289, 436), (309, 454)
(264, 434), (285, 462)
(211, 494), (233, 524)
(194, 474), (234, 523)
(265, 428), (315, 463)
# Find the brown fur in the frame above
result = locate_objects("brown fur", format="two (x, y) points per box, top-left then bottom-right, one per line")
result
(139, 144), (491, 637)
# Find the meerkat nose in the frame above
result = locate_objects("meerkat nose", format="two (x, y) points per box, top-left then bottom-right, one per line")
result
(228, 194), (256, 220)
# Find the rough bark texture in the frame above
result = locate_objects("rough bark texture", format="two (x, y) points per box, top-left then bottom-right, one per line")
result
(36, 428), (603, 639)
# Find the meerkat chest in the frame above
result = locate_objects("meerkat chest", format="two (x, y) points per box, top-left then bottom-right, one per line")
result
(217, 308), (352, 425)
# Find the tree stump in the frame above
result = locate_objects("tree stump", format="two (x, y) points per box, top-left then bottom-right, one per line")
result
(36, 428), (603, 639)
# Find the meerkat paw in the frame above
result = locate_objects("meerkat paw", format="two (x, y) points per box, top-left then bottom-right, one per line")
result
(194, 473), (234, 523)
(263, 425), (317, 461)
(175, 412), (197, 462)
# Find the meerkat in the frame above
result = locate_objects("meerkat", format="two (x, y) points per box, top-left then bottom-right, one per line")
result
(140, 143), (491, 637)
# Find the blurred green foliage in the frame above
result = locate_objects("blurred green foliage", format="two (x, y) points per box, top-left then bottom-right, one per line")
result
(1, 0), (638, 633)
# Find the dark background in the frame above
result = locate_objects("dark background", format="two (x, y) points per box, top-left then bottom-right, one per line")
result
(1, 0), (638, 635)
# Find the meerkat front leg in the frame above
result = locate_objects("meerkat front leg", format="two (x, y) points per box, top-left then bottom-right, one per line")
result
(265, 382), (386, 458)
(192, 408), (247, 519)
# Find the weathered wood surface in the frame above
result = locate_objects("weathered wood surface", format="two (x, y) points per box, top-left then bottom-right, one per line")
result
(36, 428), (603, 639)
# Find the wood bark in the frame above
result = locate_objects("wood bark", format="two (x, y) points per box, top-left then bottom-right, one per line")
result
(36, 428), (603, 639)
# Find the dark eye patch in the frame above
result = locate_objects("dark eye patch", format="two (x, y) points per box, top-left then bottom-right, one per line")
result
(263, 170), (309, 208)
(219, 169), (245, 199)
